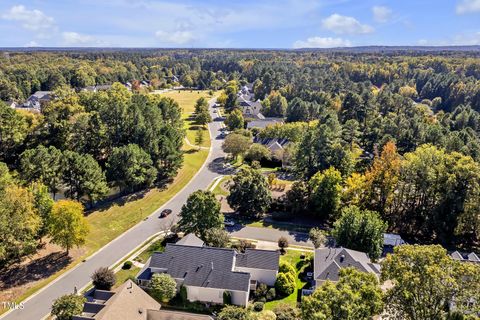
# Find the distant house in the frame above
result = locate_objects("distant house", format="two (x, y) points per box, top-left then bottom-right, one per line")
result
(450, 251), (480, 263)
(253, 137), (290, 160)
(137, 234), (279, 306)
(3, 100), (18, 109)
(20, 91), (52, 111)
(382, 233), (405, 255)
(73, 280), (211, 320)
(247, 118), (284, 130)
(82, 85), (112, 93)
(314, 248), (381, 287)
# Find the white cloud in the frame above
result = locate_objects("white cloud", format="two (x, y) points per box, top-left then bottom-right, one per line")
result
(372, 6), (392, 23)
(293, 36), (352, 49)
(322, 14), (374, 34)
(2, 5), (55, 32)
(62, 32), (101, 45)
(457, 0), (480, 14)
(24, 40), (40, 47)
(155, 30), (196, 45)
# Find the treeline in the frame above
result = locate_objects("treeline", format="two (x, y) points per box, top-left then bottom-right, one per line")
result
(1, 83), (185, 201)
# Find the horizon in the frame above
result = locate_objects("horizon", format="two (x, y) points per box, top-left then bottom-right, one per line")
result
(0, 0), (479, 48)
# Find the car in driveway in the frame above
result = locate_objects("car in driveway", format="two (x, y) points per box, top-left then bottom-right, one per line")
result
(224, 219), (235, 227)
(159, 209), (172, 218)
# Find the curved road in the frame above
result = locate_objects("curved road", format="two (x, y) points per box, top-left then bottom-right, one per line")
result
(1, 101), (228, 320)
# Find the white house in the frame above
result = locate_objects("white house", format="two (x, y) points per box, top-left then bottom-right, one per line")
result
(136, 234), (279, 307)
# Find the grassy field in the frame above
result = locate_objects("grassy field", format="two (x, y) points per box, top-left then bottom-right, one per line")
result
(113, 266), (141, 289)
(265, 249), (313, 310)
(1, 90), (215, 315)
(155, 90), (216, 113)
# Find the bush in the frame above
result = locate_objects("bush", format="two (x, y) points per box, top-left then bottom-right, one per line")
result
(51, 294), (86, 320)
(91, 267), (116, 290)
(257, 296), (266, 303)
(233, 239), (255, 253)
(278, 237), (289, 250)
(150, 273), (177, 302)
(279, 262), (296, 275)
(275, 272), (296, 296)
(179, 285), (188, 305)
(223, 290), (232, 305)
(256, 310), (277, 320)
(218, 305), (250, 320)
(122, 261), (133, 270)
(253, 302), (264, 312)
(273, 303), (300, 320)
(266, 288), (276, 301)
(255, 283), (268, 298)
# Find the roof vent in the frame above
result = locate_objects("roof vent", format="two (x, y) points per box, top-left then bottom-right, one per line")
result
(138, 308), (143, 314)
(340, 254), (345, 263)
(211, 262), (214, 270)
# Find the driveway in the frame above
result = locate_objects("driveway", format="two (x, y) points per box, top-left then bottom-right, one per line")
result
(1, 100), (226, 320)
(228, 225), (314, 248)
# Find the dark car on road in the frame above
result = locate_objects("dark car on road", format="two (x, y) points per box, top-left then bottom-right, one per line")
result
(159, 209), (172, 218)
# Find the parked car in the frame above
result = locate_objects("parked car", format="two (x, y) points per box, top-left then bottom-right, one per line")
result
(159, 209), (172, 218)
(224, 219), (235, 227)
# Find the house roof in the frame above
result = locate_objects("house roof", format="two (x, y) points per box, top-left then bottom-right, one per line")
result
(314, 248), (380, 282)
(235, 249), (280, 270)
(450, 251), (480, 263)
(146, 310), (213, 320)
(247, 118), (284, 129)
(383, 233), (405, 247)
(30, 91), (52, 100)
(176, 234), (204, 247)
(73, 280), (160, 320)
(145, 244), (251, 292)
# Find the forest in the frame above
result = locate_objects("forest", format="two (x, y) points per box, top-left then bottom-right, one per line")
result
(1, 48), (480, 268)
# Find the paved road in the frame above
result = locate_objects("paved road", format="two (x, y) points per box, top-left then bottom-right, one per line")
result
(228, 226), (314, 248)
(1, 101), (229, 320)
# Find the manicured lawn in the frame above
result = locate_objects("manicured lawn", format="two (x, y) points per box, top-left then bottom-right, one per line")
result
(264, 249), (313, 310)
(113, 266), (141, 289)
(184, 115), (211, 148)
(210, 175), (231, 196)
(134, 239), (165, 264)
(155, 90), (217, 113)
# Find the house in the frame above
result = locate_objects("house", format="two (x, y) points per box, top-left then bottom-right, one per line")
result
(73, 280), (211, 320)
(450, 251), (480, 263)
(314, 247), (381, 287)
(247, 118), (284, 130)
(382, 233), (405, 255)
(22, 91), (52, 110)
(253, 137), (290, 156)
(82, 85), (112, 93)
(137, 234), (279, 306)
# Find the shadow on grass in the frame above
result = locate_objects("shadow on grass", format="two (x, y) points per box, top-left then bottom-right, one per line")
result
(0, 252), (72, 289)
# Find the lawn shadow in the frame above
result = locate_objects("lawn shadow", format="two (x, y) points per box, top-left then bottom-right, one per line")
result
(0, 252), (72, 289)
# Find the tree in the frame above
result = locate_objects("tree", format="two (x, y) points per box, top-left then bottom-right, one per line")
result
(332, 206), (387, 260)
(0, 185), (40, 265)
(195, 129), (204, 147)
(227, 167), (272, 218)
(222, 133), (252, 160)
(91, 267), (116, 290)
(202, 227), (230, 248)
(381, 245), (480, 319)
(51, 294), (86, 320)
(308, 167), (343, 220)
(225, 109), (245, 131)
(263, 91), (287, 117)
(48, 200), (89, 254)
(245, 144), (271, 162)
(20, 145), (63, 198)
(29, 182), (54, 239)
(178, 190), (223, 239)
(150, 273), (177, 302)
(275, 272), (296, 297)
(0, 103), (30, 162)
(301, 268), (383, 320)
(106, 144), (157, 192)
(278, 236), (289, 250)
(62, 151), (108, 203)
(195, 104), (212, 126)
(309, 228), (326, 249)
(218, 305), (251, 320)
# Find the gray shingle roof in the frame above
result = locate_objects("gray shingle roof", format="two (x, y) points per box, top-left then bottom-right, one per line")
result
(176, 234), (204, 247)
(235, 249), (279, 270)
(247, 118), (284, 129)
(314, 248), (380, 282)
(147, 244), (251, 292)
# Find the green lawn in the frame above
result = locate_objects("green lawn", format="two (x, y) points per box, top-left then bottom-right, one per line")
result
(154, 90), (217, 113)
(134, 238), (165, 264)
(113, 266), (141, 289)
(210, 175), (231, 196)
(265, 249), (313, 310)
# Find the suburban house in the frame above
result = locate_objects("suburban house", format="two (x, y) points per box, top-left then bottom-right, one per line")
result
(73, 279), (212, 320)
(314, 247), (381, 287)
(382, 233), (406, 255)
(253, 137), (290, 160)
(21, 91), (52, 111)
(450, 251), (480, 263)
(82, 84), (113, 92)
(137, 234), (279, 306)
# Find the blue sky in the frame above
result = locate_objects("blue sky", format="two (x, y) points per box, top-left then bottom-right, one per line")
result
(0, 0), (479, 48)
